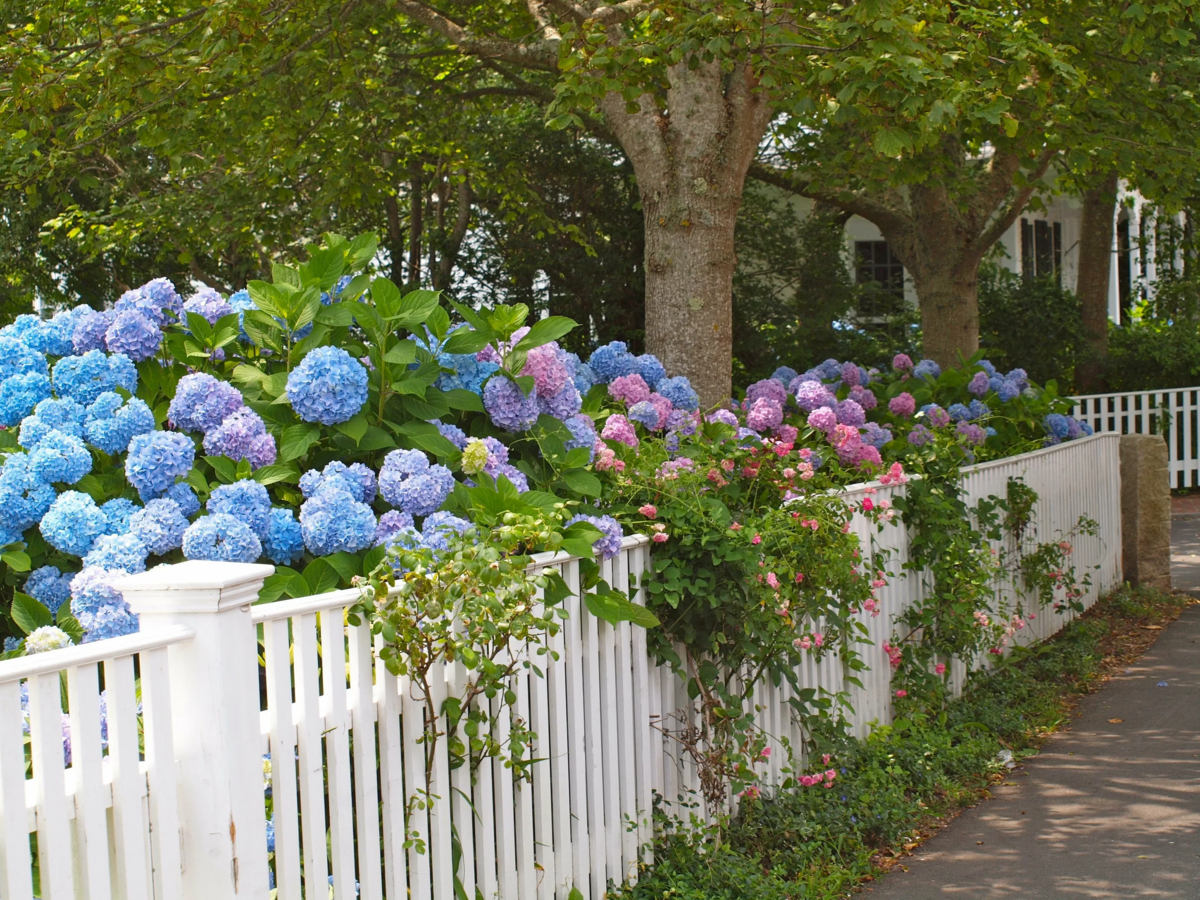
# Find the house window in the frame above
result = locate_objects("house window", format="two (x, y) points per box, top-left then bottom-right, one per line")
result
(1117, 217), (1133, 314)
(1021, 218), (1062, 281)
(854, 240), (905, 302)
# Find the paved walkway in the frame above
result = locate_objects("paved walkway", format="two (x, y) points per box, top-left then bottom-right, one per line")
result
(865, 520), (1200, 899)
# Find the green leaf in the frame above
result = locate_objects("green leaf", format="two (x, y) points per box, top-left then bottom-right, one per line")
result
(247, 280), (284, 317)
(56, 609), (84, 644)
(569, 888), (585, 900)
(185, 312), (214, 343)
(449, 300), (494, 341)
(346, 233), (379, 269)
(324, 552), (361, 583)
(358, 426), (396, 451)
(336, 413), (369, 443)
(394, 289), (441, 327)
(402, 392), (451, 420)
(301, 246), (346, 291)
(204, 455), (237, 484)
(303, 559), (340, 596)
(315, 302), (355, 327)
(242, 309), (284, 351)
(562, 469), (602, 497)
(252, 462), (300, 486)
(441, 329), (489, 356)
(370, 277), (404, 319)
(1, 550), (31, 572)
(383, 340), (417, 365)
(11, 592), (52, 634)
(584, 586), (660, 629)
(279, 424), (321, 462)
(443, 389), (484, 412)
(513, 316), (578, 352)
(271, 262), (302, 288)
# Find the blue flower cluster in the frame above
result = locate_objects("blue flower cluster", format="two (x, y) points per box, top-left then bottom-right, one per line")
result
(286, 347), (369, 425)
(25, 566), (72, 613)
(483, 377), (539, 432)
(377, 449), (454, 517)
(125, 432), (195, 500)
(299, 477), (377, 557)
(566, 514), (623, 561)
(182, 514), (262, 563)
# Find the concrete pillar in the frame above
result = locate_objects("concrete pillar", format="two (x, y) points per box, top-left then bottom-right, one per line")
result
(117, 561), (275, 900)
(1120, 434), (1172, 589)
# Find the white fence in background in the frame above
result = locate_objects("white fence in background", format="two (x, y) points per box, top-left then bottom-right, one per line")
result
(1071, 386), (1199, 488)
(0, 434), (1123, 900)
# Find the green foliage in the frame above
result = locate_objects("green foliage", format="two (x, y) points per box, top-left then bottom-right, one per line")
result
(1106, 314), (1200, 390)
(978, 263), (1085, 390)
(613, 586), (1185, 900)
(732, 188), (918, 382)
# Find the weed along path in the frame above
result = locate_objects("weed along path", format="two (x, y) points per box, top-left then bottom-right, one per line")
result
(865, 538), (1200, 898)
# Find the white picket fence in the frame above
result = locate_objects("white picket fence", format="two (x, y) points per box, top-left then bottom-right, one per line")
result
(1071, 386), (1199, 488)
(0, 434), (1123, 900)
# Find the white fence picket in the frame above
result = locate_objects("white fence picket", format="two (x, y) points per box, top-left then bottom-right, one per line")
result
(1071, 386), (1197, 487)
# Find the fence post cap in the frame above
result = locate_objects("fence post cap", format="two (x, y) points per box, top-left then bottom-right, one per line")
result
(117, 560), (275, 613)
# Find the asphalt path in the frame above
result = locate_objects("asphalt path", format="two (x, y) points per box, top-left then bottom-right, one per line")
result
(864, 519), (1200, 899)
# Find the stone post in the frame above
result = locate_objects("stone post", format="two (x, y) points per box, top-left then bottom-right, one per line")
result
(117, 561), (275, 900)
(1119, 434), (1172, 589)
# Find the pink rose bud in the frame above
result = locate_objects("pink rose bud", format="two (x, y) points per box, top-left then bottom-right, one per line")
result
(652, 532), (668, 543)
(638, 504), (658, 518)
(935, 663), (946, 675)
(895, 689), (907, 698)
(752, 534), (762, 545)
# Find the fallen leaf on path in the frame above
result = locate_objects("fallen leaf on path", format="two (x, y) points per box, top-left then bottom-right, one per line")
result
(1108, 718), (1124, 723)
(1142, 625), (1162, 630)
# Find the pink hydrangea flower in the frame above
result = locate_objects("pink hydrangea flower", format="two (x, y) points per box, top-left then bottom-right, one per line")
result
(893, 353), (914, 372)
(888, 392), (916, 417)
(601, 413), (638, 447)
(775, 424), (799, 443)
(608, 374), (651, 405)
(807, 406), (838, 434)
(521, 343), (571, 396)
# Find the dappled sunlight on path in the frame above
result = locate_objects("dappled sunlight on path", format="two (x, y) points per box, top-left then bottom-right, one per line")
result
(867, 550), (1200, 899)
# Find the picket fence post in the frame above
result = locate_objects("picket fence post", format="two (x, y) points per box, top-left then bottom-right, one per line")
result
(117, 560), (275, 900)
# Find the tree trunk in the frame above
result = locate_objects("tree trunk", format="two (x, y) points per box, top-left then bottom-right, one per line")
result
(908, 263), (981, 367)
(1076, 170), (1119, 392)
(598, 62), (771, 407)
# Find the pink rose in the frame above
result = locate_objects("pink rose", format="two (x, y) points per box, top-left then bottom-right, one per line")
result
(638, 504), (657, 518)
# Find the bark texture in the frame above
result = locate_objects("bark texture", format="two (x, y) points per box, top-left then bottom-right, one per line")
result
(600, 61), (771, 406)
(1076, 170), (1120, 392)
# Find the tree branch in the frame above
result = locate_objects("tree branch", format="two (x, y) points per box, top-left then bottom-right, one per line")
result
(392, 1), (558, 70)
(749, 161), (913, 238)
(975, 147), (1058, 252)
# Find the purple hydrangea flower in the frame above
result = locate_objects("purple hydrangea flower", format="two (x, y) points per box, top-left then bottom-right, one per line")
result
(432, 420), (469, 450)
(908, 424), (934, 446)
(746, 398), (783, 433)
(601, 413), (638, 448)
(862, 422), (894, 449)
(888, 392), (916, 417)
(522, 343), (571, 396)
(168, 373), (244, 433)
(182, 287), (234, 325)
(913, 359), (941, 380)
(566, 514), (623, 561)
(997, 380), (1021, 402)
(706, 409), (740, 428)
(968, 371), (991, 396)
(378, 449), (454, 517)
(537, 384), (583, 421)
(104, 309), (161, 362)
(807, 406), (837, 434)
(656, 376), (699, 411)
(956, 422), (987, 446)
(72, 309), (112, 354)
(609, 374), (651, 406)
(746, 379), (788, 409)
(116, 278), (183, 327)
(202, 407), (276, 469)
(922, 405), (951, 428)
(848, 385), (877, 411)
(836, 399), (866, 427)
(483, 377), (539, 432)
(795, 380), (835, 413)
(374, 510), (416, 546)
(770, 366), (799, 386)
(420, 511), (472, 552)
(840, 361), (862, 387)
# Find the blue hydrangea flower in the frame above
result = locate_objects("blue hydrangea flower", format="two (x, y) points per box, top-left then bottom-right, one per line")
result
(968, 371), (990, 396)
(771, 366), (799, 387)
(537, 384), (583, 421)
(208, 479), (272, 538)
(25, 566), (73, 614)
(165, 482), (200, 518)
(432, 420), (469, 450)
(299, 481), (377, 556)
(378, 449), (454, 517)
(84, 392), (155, 455)
(72, 309), (112, 354)
(913, 359), (941, 380)
(202, 407), (275, 469)
(420, 511), (471, 552)
(566, 514), (623, 561)
(634, 354), (666, 389)
(1042, 413), (1070, 439)
(101, 498), (140, 535)
(1080, 421), (1094, 436)
(116, 278), (182, 327)
(19, 308), (86, 357)
(656, 376), (699, 411)
(483, 377), (539, 432)
(627, 401), (660, 429)
(0, 373), (53, 426)
(19, 397), (87, 448)
(29, 430), (92, 484)
(104, 309), (161, 362)
(83, 533), (149, 574)
(81, 601), (140, 643)
(168, 373), (244, 433)
(490, 464), (529, 492)
(861, 422), (894, 449)
(374, 510), (416, 546)
(286, 347), (369, 425)
(968, 399), (989, 419)
(51, 350), (137, 406)
(1066, 417), (1083, 440)
(0, 336), (48, 380)
(299, 462), (376, 503)
(572, 361), (597, 395)
(227, 289), (256, 343)
(978, 359), (997, 377)
(41, 491), (108, 556)
(125, 431), (195, 500)
(183, 287), (234, 325)
(263, 508), (305, 565)
(182, 514), (263, 563)
(0, 454), (57, 530)
(0, 315), (42, 348)
(70, 567), (138, 641)
(564, 415), (597, 461)
(588, 342), (638, 383)
(435, 353), (499, 394)
(997, 380), (1021, 402)
(947, 403), (973, 422)
(129, 499), (189, 556)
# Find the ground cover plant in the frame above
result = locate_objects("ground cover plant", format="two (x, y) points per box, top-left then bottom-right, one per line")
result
(611, 586), (1191, 900)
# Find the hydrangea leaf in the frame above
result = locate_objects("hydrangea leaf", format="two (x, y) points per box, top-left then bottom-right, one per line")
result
(563, 470), (601, 497)
(323, 552), (361, 583)
(442, 389), (484, 413)
(299, 246), (346, 292)
(279, 424), (321, 463)
(11, 591), (51, 634)
(394, 290), (442, 329)
(441, 329), (489, 356)
(271, 262), (301, 288)
(56, 609), (84, 644)
(357, 427), (395, 452)
(315, 303), (355, 327)
(335, 414), (368, 444)
(513, 316), (578, 353)
(302, 558), (341, 595)
(383, 340), (417, 366)
(402, 394), (451, 422)
(1, 550), (30, 572)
